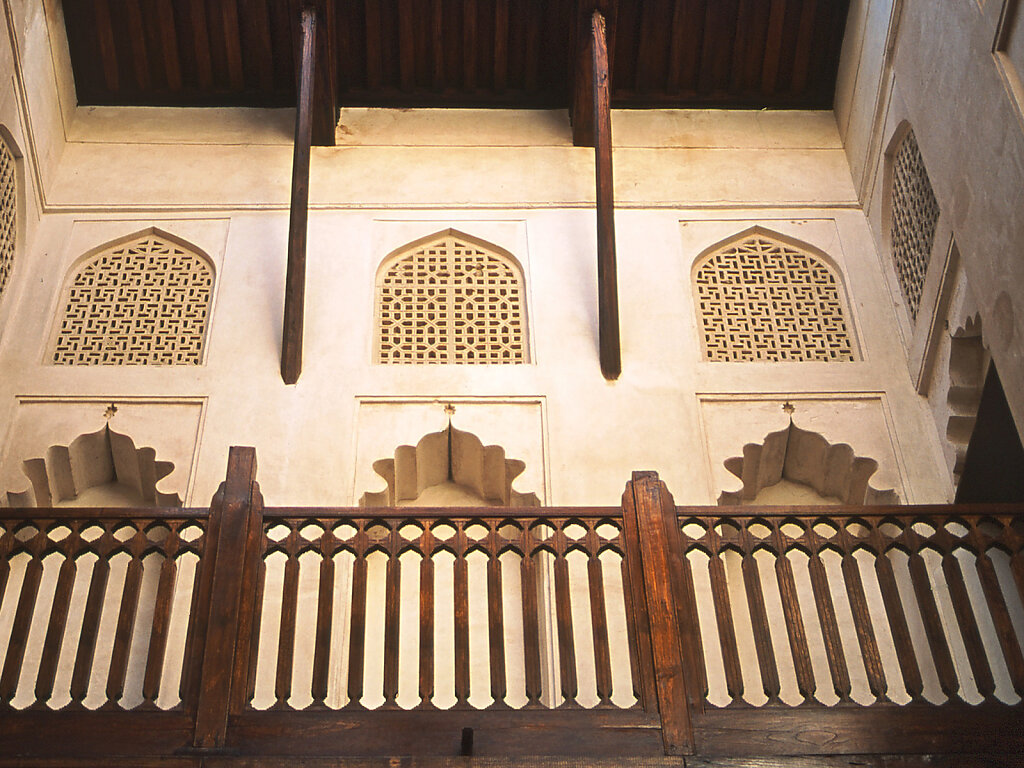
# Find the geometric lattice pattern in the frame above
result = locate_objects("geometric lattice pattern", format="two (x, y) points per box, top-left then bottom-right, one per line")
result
(695, 234), (856, 362)
(377, 231), (527, 364)
(891, 128), (939, 321)
(0, 137), (15, 298)
(52, 234), (213, 365)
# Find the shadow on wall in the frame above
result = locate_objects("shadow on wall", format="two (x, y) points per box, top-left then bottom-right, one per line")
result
(4, 425), (181, 507)
(719, 421), (899, 506)
(361, 425), (539, 507)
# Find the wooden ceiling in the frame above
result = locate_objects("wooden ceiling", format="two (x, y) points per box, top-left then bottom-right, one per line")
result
(63, 0), (850, 111)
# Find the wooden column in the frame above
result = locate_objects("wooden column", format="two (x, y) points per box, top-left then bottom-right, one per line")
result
(573, 7), (621, 380)
(281, 7), (317, 385)
(621, 471), (694, 755)
(192, 447), (263, 749)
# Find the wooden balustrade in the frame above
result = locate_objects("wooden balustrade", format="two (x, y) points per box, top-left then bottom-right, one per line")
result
(0, 446), (1022, 766)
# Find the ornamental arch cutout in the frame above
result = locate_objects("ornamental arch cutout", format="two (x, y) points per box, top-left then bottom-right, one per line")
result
(375, 229), (528, 364)
(692, 227), (858, 362)
(50, 229), (215, 366)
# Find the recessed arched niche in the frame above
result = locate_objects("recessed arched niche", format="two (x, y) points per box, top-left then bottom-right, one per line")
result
(4, 425), (181, 507)
(718, 422), (899, 506)
(360, 425), (539, 507)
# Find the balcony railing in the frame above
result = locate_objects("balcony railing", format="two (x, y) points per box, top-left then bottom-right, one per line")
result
(1, 447), (1022, 766)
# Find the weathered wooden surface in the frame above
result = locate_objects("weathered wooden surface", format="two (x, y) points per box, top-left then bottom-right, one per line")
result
(1, 458), (1022, 764)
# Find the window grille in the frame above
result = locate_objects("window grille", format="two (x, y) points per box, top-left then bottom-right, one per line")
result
(0, 137), (15, 298)
(695, 233), (856, 362)
(891, 129), (940, 320)
(376, 231), (527, 364)
(52, 234), (214, 365)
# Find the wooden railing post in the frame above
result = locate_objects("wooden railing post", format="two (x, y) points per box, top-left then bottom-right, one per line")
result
(191, 446), (264, 750)
(621, 471), (694, 755)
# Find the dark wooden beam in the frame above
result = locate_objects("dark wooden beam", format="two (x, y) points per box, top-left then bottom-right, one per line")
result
(310, 0), (337, 146)
(592, 9), (621, 380)
(281, 6), (317, 385)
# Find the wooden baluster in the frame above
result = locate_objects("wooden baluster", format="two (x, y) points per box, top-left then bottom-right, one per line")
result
(774, 544), (816, 701)
(311, 528), (336, 705)
(419, 526), (436, 707)
(972, 530), (1024, 696)
(839, 528), (886, 700)
(807, 540), (851, 701)
(667, 518), (708, 705)
(0, 526), (13, 607)
(940, 538), (995, 698)
(739, 524), (780, 702)
(182, 510), (220, 717)
(454, 523), (471, 706)
(1, 538), (43, 702)
(106, 539), (143, 706)
(275, 532), (301, 708)
(347, 539), (368, 708)
(871, 526), (924, 701)
(229, 488), (267, 715)
(707, 540), (744, 702)
(622, 472), (694, 755)
(618, 535), (649, 707)
(244, 554), (267, 707)
(520, 538), (543, 706)
(486, 522), (507, 706)
(906, 531), (959, 699)
(35, 549), (78, 705)
(585, 525), (613, 705)
(71, 549), (111, 704)
(553, 529), (578, 704)
(142, 540), (180, 704)
(382, 525), (402, 707)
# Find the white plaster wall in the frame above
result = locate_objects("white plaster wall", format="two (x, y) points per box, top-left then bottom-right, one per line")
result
(0, 1), (953, 509)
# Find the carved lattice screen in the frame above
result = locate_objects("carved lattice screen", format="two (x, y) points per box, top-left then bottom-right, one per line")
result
(0, 137), (15, 298)
(695, 234), (856, 362)
(891, 128), (940, 320)
(52, 235), (214, 365)
(376, 232), (527, 364)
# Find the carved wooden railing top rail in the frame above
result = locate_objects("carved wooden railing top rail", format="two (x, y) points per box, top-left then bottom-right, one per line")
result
(0, 447), (1022, 767)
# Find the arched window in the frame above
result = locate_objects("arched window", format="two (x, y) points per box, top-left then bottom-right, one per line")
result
(0, 133), (16, 299)
(694, 231), (856, 362)
(376, 229), (527, 364)
(52, 231), (214, 365)
(890, 127), (940, 320)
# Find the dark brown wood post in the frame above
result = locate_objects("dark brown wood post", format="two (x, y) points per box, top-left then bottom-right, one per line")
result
(192, 446), (263, 749)
(621, 471), (694, 755)
(281, 7), (317, 385)
(592, 10), (621, 380)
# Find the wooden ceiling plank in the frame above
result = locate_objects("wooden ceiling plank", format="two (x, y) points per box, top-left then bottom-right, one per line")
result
(93, 0), (120, 93)
(494, 0), (509, 93)
(398, 0), (416, 91)
(239, 0), (276, 94)
(155, 0), (183, 93)
(125, 0), (153, 92)
(282, 7), (318, 386)
(571, 2), (595, 147)
(634, 0), (659, 93)
(431, 0), (445, 90)
(464, 0), (478, 92)
(188, 0), (214, 91)
(364, 0), (384, 89)
(221, 0), (246, 91)
(791, 0), (818, 95)
(729, 0), (755, 93)
(524, 0), (541, 92)
(761, 0), (787, 96)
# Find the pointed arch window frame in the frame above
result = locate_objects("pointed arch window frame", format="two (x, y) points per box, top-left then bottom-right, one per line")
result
(48, 228), (217, 366)
(374, 228), (531, 365)
(691, 227), (861, 363)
